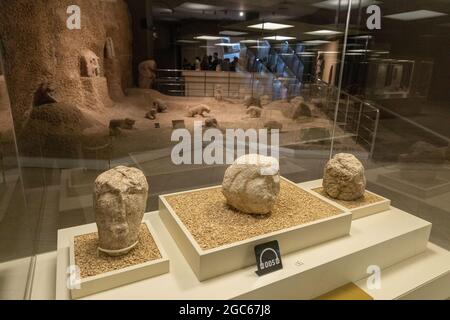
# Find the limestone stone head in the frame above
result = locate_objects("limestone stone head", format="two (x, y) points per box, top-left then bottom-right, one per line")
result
(222, 154), (280, 215)
(94, 166), (149, 256)
(80, 49), (101, 77)
(139, 60), (157, 77)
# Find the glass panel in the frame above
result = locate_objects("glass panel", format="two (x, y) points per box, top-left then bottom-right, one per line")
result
(0, 44), (34, 300)
(0, 1), (355, 298)
(339, 1), (450, 250)
(5, 0), (448, 299)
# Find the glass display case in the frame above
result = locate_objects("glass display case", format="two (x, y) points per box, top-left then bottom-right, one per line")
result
(0, 0), (449, 301)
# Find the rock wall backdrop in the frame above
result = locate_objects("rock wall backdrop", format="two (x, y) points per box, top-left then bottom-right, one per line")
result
(0, 0), (133, 157)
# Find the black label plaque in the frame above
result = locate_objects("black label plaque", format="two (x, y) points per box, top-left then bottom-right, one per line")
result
(254, 240), (283, 276)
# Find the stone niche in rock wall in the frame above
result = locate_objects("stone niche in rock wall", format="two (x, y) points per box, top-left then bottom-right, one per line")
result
(104, 37), (125, 101)
(105, 37), (116, 60)
(79, 49), (114, 110)
(81, 50), (101, 77)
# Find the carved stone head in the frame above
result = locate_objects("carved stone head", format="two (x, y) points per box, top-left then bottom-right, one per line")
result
(138, 60), (157, 88)
(80, 49), (101, 77)
(94, 166), (149, 256)
(139, 60), (157, 75)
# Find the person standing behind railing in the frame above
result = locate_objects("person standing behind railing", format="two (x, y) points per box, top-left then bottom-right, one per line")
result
(201, 55), (209, 71)
(230, 57), (239, 72)
(207, 55), (213, 69)
(195, 57), (201, 71)
(215, 59), (222, 72)
(211, 52), (219, 71)
(221, 58), (230, 72)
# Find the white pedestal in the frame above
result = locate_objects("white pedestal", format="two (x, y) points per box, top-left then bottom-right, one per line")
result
(55, 205), (432, 299)
(68, 221), (170, 299)
(159, 179), (351, 281)
(355, 243), (450, 300)
(300, 179), (391, 220)
(366, 165), (450, 249)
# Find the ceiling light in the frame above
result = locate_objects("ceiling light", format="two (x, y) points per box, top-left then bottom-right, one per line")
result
(219, 30), (248, 36)
(194, 35), (224, 40)
(215, 43), (240, 46)
(305, 30), (342, 36)
(385, 10), (447, 21)
(373, 50), (389, 54)
(348, 49), (373, 52)
(301, 40), (331, 45)
(314, 0), (380, 10)
(297, 52), (316, 56)
(240, 39), (259, 43)
(250, 46), (270, 49)
(239, 11), (245, 17)
(350, 35), (372, 39)
(263, 35), (296, 40)
(319, 51), (340, 54)
(247, 22), (294, 30)
(178, 2), (224, 11)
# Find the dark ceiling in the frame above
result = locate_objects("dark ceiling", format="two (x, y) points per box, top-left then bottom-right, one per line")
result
(152, 0), (450, 23)
(150, 0), (450, 42)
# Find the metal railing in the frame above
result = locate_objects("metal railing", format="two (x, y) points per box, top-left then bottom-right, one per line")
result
(155, 68), (302, 99)
(155, 69), (379, 157)
(308, 80), (380, 157)
(155, 69), (186, 96)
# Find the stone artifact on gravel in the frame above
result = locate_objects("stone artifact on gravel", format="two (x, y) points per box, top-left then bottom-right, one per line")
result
(323, 153), (366, 201)
(222, 154), (280, 215)
(94, 166), (149, 256)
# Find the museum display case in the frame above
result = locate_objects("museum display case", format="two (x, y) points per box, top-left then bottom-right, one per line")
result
(0, 0), (449, 301)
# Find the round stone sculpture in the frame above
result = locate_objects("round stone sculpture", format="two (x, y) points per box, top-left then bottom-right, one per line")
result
(222, 154), (280, 215)
(94, 166), (149, 256)
(323, 153), (366, 201)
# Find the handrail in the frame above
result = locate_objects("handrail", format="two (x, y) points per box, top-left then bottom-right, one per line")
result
(156, 68), (184, 72)
(270, 42), (303, 82)
(154, 67), (379, 157)
(311, 79), (380, 158)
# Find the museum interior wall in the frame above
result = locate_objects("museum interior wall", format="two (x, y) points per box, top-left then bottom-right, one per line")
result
(0, 0), (449, 300)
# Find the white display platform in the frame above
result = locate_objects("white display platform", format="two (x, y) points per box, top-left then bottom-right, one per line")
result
(55, 204), (432, 299)
(355, 243), (450, 300)
(366, 165), (450, 248)
(159, 179), (351, 281)
(300, 179), (391, 220)
(68, 221), (170, 299)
